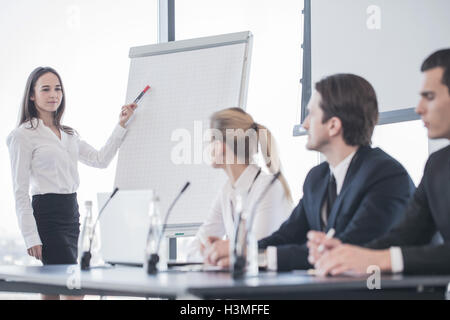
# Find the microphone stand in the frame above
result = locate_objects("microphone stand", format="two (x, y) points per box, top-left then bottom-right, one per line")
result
(232, 172), (281, 278)
(146, 182), (190, 274)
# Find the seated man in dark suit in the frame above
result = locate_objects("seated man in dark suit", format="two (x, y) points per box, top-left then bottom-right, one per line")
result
(309, 49), (450, 276)
(204, 73), (416, 271)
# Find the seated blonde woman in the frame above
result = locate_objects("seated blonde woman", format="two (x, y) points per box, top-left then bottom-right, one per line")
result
(188, 107), (293, 260)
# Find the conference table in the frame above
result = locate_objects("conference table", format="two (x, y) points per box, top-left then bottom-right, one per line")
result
(0, 264), (449, 299)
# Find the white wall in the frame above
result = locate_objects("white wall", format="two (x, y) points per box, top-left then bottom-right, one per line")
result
(176, 0), (320, 202)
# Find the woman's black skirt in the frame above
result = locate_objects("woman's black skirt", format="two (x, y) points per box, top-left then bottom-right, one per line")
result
(32, 193), (80, 265)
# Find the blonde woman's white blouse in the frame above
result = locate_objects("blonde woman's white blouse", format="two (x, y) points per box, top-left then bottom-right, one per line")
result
(189, 164), (293, 259)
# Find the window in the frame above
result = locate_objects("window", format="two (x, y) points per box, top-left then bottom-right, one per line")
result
(176, 0), (318, 201)
(372, 120), (429, 186)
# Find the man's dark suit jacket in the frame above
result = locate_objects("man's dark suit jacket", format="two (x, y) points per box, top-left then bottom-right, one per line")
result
(367, 144), (450, 275)
(259, 146), (416, 271)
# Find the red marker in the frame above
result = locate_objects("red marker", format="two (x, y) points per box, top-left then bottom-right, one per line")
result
(133, 85), (151, 104)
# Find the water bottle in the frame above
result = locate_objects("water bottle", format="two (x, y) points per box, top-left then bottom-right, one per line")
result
(446, 282), (450, 300)
(245, 226), (259, 277)
(230, 194), (259, 278)
(90, 204), (104, 266)
(78, 200), (104, 266)
(144, 194), (167, 274)
(78, 201), (93, 263)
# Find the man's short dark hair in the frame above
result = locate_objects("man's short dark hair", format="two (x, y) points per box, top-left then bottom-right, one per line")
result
(421, 48), (450, 93)
(315, 74), (379, 146)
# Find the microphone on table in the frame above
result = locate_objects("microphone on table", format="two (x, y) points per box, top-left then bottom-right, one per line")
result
(146, 182), (191, 274)
(232, 172), (281, 278)
(80, 187), (119, 270)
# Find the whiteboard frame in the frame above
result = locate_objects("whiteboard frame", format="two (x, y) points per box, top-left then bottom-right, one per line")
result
(130, 31), (251, 58)
(129, 31), (253, 109)
(120, 31), (253, 234)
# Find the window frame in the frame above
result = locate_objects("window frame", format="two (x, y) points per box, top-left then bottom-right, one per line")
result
(294, 0), (421, 137)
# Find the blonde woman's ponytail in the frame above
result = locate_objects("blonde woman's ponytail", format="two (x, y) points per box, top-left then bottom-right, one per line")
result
(256, 123), (293, 203)
(210, 108), (293, 203)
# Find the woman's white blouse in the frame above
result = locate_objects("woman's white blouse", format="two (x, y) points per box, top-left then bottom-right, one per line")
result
(188, 164), (293, 259)
(6, 118), (127, 249)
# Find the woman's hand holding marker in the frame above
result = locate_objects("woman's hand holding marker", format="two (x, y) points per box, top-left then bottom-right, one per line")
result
(119, 85), (151, 128)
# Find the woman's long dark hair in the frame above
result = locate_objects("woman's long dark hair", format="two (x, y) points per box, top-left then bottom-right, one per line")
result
(18, 66), (75, 135)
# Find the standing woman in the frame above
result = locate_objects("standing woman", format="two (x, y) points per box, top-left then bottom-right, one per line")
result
(6, 67), (135, 299)
(188, 107), (293, 261)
